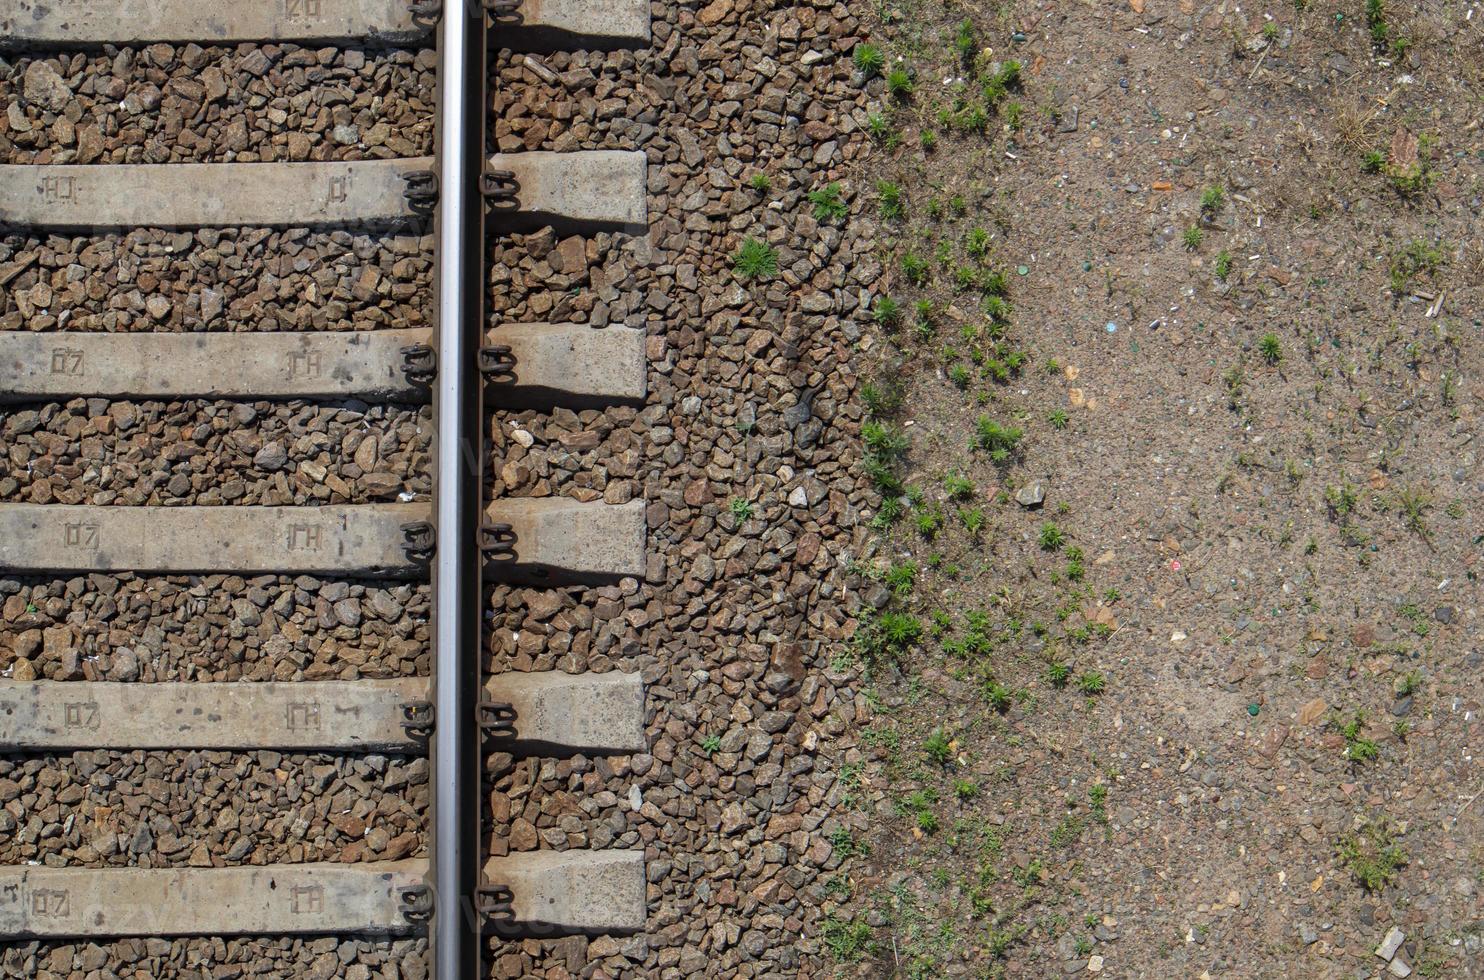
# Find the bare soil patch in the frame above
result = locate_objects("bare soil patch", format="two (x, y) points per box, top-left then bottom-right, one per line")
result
(826, 2), (1483, 977)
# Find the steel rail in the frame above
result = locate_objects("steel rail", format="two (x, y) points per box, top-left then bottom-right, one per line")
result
(432, 0), (484, 976)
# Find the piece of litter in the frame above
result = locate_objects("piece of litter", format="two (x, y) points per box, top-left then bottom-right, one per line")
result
(1105, 321), (1118, 333)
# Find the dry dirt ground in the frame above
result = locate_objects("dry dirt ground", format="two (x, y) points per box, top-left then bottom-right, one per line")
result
(825, 1), (1483, 978)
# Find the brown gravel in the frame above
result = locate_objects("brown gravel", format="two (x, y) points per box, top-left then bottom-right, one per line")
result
(1, 45), (435, 164)
(0, 750), (426, 869)
(2, 31), (437, 980)
(0, 574), (429, 682)
(0, 399), (430, 506)
(3, 936), (427, 979)
(820, 2), (1484, 979)
(0, 230), (433, 334)
(480, 1), (881, 975)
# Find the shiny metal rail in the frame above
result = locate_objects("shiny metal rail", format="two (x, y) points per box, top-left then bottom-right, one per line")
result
(432, 0), (483, 977)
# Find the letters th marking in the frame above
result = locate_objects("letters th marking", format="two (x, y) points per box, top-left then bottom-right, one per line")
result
(286, 701), (321, 732)
(290, 883), (324, 914)
(287, 525), (323, 551)
(288, 351), (323, 381)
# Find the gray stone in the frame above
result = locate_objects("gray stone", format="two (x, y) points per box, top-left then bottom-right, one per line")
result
(1376, 927), (1405, 961)
(22, 61), (71, 113)
(253, 443), (288, 471)
(1016, 484), (1046, 508)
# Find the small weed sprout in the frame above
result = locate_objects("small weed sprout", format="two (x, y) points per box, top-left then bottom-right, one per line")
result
(1200, 184), (1225, 217)
(944, 473), (976, 499)
(1089, 784), (1109, 823)
(1338, 818), (1406, 891)
(954, 19), (976, 64)
(700, 734), (722, 756)
(873, 295), (902, 329)
(861, 420), (909, 459)
(808, 182), (849, 222)
(1048, 409), (1069, 430)
(1365, 0), (1390, 49)
(887, 65), (914, 100)
(1324, 481), (1359, 519)
(924, 728), (954, 765)
(1215, 250), (1233, 280)
(748, 173), (771, 192)
(728, 497), (754, 522)
(1258, 332), (1282, 364)
(1077, 671), (1106, 695)
(884, 561), (917, 597)
(920, 128), (937, 152)
(981, 678), (1012, 712)
(960, 507), (985, 537)
(1038, 522), (1065, 551)
(1223, 365), (1245, 410)
(878, 180), (905, 220)
(983, 60), (1022, 105)
(829, 826), (866, 859)
(973, 416), (1024, 460)
(1396, 669), (1422, 697)
(1339, 712), (1379, 762)
(732, 237), (778, 280)
(1388, 239), (1445, 297)
(860, 377), (903, 417)
(823, 914), (872, 962)
(966, 227), (990, 258)
(853, 43), (885, 78)
(1183, 226), (1203, 250)
(1065, 549), (1085, 582)
(902, 252), (929, 286)
(1397, 486), (1432, 538)
(856, 610), (923, 663)
(915, 506), (943, 540)
(1046, 661), (1070, 687)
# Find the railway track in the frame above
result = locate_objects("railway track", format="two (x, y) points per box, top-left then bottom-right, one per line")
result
(1, 1), (654, 976)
